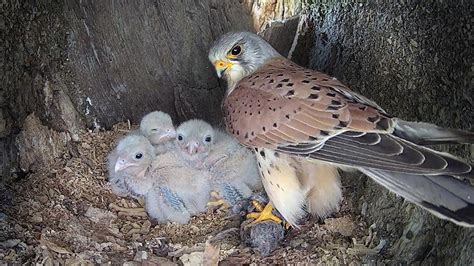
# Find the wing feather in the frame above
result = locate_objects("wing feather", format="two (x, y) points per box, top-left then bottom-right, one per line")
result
(223, 58), (472, 178)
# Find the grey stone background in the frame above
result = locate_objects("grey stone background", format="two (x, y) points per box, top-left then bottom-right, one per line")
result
(1, 0), (472, 264)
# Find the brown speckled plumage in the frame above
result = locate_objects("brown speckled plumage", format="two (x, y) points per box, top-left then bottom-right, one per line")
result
(223, 57), (473, 176)
(224, 58), (393, 150)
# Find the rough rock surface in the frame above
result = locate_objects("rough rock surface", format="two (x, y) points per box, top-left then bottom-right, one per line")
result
(289, 2), (473, 264)
(1, 0), (472, 264)
(15, 114), (70, 173)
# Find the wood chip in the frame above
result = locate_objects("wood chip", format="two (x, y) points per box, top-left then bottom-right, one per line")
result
(109, 203), (145, 213)
(40, 239), (71, 254)
(118, 211), (148, 217)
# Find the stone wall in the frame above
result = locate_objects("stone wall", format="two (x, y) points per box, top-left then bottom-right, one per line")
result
(289, 2), (473, 264)
(1, 1), (472, 264)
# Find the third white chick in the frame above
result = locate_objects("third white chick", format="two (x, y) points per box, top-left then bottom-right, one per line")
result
(140, 111), (176, 155)
(176, 119), (261, 207)
(209, 130), (262, 192)
(174, 119), (214, 167)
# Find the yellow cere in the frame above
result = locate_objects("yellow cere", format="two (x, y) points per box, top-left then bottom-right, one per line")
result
(214, 60), (233, 69)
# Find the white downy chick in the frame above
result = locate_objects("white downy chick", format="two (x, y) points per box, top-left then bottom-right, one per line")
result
(211, 129), (262, 192)
(107, 134), (156, 198)
(146, 149), (211, 224)
(176, 119), (261, 206)
(109, 134), (209, 224)
(140, 111), (176, 154)
(175, 119), (215, 167)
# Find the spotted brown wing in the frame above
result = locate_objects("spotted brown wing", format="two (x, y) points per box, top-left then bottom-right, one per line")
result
(223, 58), (473, 177)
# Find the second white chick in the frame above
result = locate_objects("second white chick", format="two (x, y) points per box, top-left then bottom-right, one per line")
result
(146, 150), (212, 224)
(140, 111), (176, 155)
(175, 119), (261, 207)
(210, 130), (262, 192)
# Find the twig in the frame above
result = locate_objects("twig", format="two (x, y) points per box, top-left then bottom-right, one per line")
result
(168, 246), (205, 257)
(110, 203), (145, 213)
(208, 155), (228, 171)
(209, 227), (239, 242)
(126, 228), (142, 236)
(118, 211), (148, 217)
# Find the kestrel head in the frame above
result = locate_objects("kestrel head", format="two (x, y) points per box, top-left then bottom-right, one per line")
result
(175, 119), (215, 160)
(114, 135), (155, 176)
(208, 31), (281, 90)
(140, 111), (176, 145)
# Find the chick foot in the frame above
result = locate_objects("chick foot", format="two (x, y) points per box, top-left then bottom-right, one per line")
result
(207, 191), (231, 210)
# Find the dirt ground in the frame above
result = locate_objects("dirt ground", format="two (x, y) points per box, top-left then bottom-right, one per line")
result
(0, 123), (388, 265)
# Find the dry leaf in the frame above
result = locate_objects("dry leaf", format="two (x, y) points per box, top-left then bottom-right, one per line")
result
(203, 241), (220, 266)
(40, 238), (71, 254)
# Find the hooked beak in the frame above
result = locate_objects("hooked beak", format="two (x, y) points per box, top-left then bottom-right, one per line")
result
(115, 158), (135, 172)
(158, 128), (177, 142)
(186, 141), (199, 155)
(213, 60), (234, 78)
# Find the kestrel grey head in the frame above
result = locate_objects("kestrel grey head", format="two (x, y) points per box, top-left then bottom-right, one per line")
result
(208, 31), (281, 90)
(175, 119), (215, 161)
(140, 111), (176, 145)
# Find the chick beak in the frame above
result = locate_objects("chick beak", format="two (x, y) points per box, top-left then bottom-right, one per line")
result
(115, 158), (132, 172)
(186, 141), (199, 155)
(159, 128), (177, 142)
(214, 60), (233, 78)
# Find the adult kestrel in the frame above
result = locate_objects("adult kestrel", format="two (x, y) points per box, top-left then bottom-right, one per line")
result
(208, 31), (474, 227)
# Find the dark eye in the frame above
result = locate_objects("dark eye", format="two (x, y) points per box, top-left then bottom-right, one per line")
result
(151, 128), (159, 132)
(135, 153), (143, 159)
(177, 135), (183, 141)
(231, 45), (241, 56)
(205, 136), (212, 142)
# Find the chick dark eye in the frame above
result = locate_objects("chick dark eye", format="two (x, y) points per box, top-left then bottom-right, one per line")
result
(177, 135), (183, 141)
(231, 45), (241, 56)
(135, 153), (143, 159)
(205, 136), (212, 142)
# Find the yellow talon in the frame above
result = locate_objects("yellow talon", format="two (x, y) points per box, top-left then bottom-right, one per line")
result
(246, 203), (282, 225)
(250, 200), (264, 212)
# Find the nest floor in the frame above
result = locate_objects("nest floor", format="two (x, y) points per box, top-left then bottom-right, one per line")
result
(0, 123), (387, 264)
